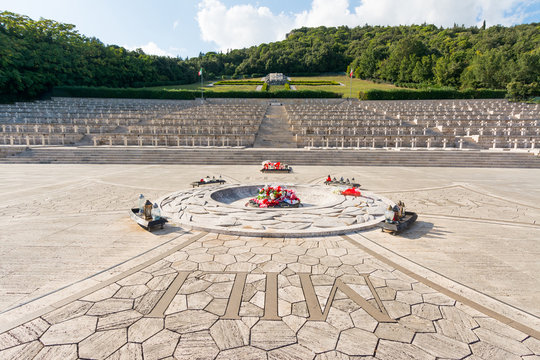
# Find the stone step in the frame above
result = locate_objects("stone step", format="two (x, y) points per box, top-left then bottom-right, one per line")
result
(1, 147), (539, 168)
(253, 105), (297, 148)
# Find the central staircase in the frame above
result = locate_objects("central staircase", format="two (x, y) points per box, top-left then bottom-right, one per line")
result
(253, 104), (297, 148)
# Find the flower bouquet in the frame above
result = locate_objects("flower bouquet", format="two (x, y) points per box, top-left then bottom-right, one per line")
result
(341, 187), (362, 197)
(260, 160), (292, 173)
(246, 185), (301, 208)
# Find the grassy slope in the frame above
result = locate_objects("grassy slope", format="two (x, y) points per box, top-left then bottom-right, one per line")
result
(291, 76), (397, 98)
(149, 76), (397, 97)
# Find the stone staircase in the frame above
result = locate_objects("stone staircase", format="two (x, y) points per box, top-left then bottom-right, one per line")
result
(1, 147), (540, 168)
(253, 104), (297, 148)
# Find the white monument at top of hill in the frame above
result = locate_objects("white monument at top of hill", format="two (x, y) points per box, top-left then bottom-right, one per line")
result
(263, 73), (289, 85)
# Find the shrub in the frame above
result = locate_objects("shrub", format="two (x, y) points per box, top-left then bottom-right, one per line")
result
(359, 88), (506, 100)
(506, 81), (540, 101)
(261, 83), (269, 92)
(284, 83), (291, 90)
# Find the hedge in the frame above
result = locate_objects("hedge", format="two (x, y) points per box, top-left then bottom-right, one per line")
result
(204, 90), (341, 98)
(214, 80), (264, 85)
(53, 86), (199, 100)
(289, 80), (340, 86)
(131, 80), (192, 88)
(359, 88), (506, 100)
(52, 86), (342, 99)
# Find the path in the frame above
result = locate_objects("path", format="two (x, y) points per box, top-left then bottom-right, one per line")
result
(253, 104), (297, 148)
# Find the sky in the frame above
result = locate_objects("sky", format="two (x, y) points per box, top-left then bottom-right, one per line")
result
(2, 0), (539, 58)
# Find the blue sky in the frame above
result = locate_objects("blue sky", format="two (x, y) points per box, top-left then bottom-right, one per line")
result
(2, 0), (539, 58)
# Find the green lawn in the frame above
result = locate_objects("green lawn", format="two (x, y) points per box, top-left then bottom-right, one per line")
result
(291, 76), (397, 98)
(150, 82), (258, 92)
(149, 75), (398, 97)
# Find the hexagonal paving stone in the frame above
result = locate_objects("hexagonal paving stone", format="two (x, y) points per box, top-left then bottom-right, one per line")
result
(134, 291), (164, 315)
(382, 300), (411, 319)
(396, 290), (423, 305)
(142, 329), (180, 360)
(79, 328), (127, 360)
(186, 291), (213, 309)
(214, 253), (236, 265)
(411, 303), (441, 321)
(0, 341), (43, 360)
(117, 272), (152, 287)
(473, 327), (532, 356)
(114, 285), (150, 299)
(147, 274), (176, 291)
(215, 346), (267, 360)
(259, 260), (287, 273)
(314, 350), (350, 360)
(128, 317), (164, 343)
(0, 318), (48, 348)
(435, 319), (478, 343)
(326, 308), (354, 331)
(376, 339), (435, 360)
(470, 341), (522, 360)
(339, 254), (363, 266)
(210, 320), (250, 350)
(165, 309), (218, 334)
(298, 322), (340, 353)
(336, 328), (378, 356)
(474, 317), (528, 342)
(97, 310), (143, 331)
(40, 316), (97, 345)
(174, 330), (219, 359)
(268, 344), (316, 360)
(375, 322), (415, 343)
(350, 308), (378, 332)
(87, 298), (134, 316)
(251, 320), (297, 351)
(178, 278), (211, 294)
(107, 343), (143, 360)
(34, 344), (77, 360)
(41, 301), (93, 325)
(81, 284), (121, 302)
(319, 255), (342, 267)
(272, 252), (299, 264)
(398, 315), (435, 333)
(413, 332), (471, 358)
(205, 282), (233, 298)
(251, 246), (280, 255)
(423, 292), (456, 306)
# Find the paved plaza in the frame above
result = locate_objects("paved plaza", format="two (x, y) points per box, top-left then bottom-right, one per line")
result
(0, 164), (539, 359)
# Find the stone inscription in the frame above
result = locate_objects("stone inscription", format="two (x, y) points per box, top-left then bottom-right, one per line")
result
(148, 271), (396, 323)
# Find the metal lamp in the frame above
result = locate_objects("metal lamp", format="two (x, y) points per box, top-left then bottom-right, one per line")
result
(143, 200), (153, 220)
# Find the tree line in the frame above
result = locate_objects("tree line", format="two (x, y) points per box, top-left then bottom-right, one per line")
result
(1, 11), (538, 101)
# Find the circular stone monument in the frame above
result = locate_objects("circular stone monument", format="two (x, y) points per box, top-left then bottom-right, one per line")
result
(158, 184), (394, 237)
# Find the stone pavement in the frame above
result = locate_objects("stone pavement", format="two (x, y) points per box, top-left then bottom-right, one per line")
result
(0, 164), (539, 359)
(1, 232), (539, 359)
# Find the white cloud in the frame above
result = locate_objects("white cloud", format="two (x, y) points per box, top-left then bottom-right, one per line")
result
(173, 21), (179, 30)
(124, 42), (176, 57)
(196, 0), (533, 50)
(196, 0), (293, 51)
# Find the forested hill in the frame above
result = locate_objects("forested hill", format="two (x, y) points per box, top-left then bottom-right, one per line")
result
(1, 11), (538, 101)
